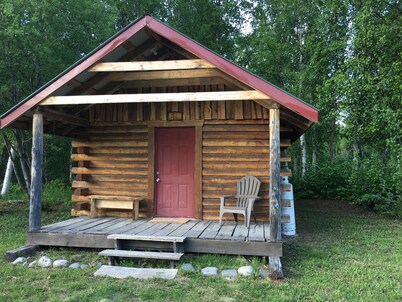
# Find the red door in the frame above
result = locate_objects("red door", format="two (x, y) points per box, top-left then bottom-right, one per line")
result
(155, 127), (195, 217)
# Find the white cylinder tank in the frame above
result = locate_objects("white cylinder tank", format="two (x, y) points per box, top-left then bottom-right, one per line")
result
(281, 176), (296, 236)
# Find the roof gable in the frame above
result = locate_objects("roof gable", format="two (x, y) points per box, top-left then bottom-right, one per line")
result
(0, 15), (318, 129)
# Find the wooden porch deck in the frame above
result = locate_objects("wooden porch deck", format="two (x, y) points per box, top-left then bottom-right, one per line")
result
(27, 217), (282, 257)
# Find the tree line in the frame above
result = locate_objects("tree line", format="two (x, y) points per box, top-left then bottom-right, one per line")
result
(0, 0), (400, 216)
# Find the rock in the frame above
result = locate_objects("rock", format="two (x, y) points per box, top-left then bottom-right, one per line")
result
(80, 264), (89, 269)
(201, 267), (218, 276)
(12, 257), (26, 265)
(37, 256), (52, 268)
(181, 263), (196, 273)
(69, 262), (80, 269)
(259, 268), (269, 279)
(221, 269), (237, 279)
(28, 260), (37, 268)
(238, 266), (254, 277)
(53, 259), (69, 268)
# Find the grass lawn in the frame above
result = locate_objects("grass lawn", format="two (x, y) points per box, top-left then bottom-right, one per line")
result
(0, 199), (401, 302)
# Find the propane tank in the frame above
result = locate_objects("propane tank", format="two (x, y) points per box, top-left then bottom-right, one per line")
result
(281, 176), (296, 236)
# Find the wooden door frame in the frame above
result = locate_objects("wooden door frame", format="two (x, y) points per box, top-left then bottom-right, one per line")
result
(147, 120), (203, 219)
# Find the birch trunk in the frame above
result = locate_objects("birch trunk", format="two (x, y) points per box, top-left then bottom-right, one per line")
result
(1, 149), (15, 196)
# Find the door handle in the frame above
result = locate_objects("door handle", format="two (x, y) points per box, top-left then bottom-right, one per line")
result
(156, 178), (161, 183)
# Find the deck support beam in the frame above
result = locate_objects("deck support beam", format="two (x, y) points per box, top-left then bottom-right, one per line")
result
(269, 106), (284, 279)
(29, 112), (43, 232)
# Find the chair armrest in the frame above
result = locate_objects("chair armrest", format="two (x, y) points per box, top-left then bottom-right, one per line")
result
(220, 195), (236, 207)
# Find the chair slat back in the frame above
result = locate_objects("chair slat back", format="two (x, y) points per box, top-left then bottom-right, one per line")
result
(236, 176), (261, 207)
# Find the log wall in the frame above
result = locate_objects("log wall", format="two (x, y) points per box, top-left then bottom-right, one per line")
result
(71, 100), (290, 221)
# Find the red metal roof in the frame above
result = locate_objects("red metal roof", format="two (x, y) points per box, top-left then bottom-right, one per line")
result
(0, 15), (318, 128)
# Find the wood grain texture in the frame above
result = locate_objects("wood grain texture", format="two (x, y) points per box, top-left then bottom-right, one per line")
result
(29, 113), (43, 231)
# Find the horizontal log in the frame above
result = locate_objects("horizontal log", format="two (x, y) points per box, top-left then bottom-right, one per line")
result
(120, 77), (225, 88)
(109, 68), (217, 81)
(72, 141), (147, 148)
(40, 91), (271, 106)
(203, 140), (269, 147)
(204, 119), (269, 125)
(202, 156), (290, 163)
(71, 154), (147, 162)
(71, 167), (147, 176)
(203, 147), (269, 154)
(77, 126), (147, 134)
(203, 163), (269, 169)
(203, 125), (269, 132)
(83, 134), (148, 141)
(88, 188), (147, 196)
(203, 132), (269, 139)
(72, 181), (147, 190)
(88, 162), (147, 169)
(89, 148), (148, 155)
(88, 59), (215, 72)
(202, 170), (291, 177)
(203, 139), (291, 147)
(72, 195), (90, 202)
(89, 175), (148, 183)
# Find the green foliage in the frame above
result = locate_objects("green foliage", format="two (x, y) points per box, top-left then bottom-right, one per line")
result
(1, 180), (72, 210)
(291, 160), (350, 200)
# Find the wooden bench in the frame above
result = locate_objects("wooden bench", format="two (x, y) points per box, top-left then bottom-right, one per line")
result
(89, 195), (145, 220)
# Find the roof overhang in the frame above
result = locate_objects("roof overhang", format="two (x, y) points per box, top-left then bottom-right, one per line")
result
(0, 15), (318, 133)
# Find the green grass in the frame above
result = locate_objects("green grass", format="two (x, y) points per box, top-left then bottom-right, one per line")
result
(0, 199), (401, 302)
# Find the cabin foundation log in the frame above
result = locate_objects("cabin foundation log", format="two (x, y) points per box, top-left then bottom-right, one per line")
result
(29, 112), (43, 232)
(268, 107), (284, 279)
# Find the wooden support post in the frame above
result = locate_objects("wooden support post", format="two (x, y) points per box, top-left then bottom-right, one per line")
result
(29, 112), (43, 232)
(269, 106), (284, 279)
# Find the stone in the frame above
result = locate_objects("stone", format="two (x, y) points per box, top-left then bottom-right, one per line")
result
(12, 257), (26, 265)
(259, 268), (269, 279)
(221, 269), (237, 279)
(37, 256), (52, 268)
(94, 265), (178, 279)
(69, 262), (80, 269)
(28, 260), (37, 268)
(201, 267), (218, 276)
(181, 263), (196, 273)
(80, 264), (89, 269)
(53, 259), (69, 268)
(238, 266), (254, 277)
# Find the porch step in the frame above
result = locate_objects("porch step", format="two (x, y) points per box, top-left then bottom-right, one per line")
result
(99, 249), (184, 261)
(94, 265), (178, 279)
(107, 234), (186, 242)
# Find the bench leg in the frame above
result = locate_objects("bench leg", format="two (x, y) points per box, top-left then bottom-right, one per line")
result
(90, 199), (97, 218)
(132, 200), (139, 220)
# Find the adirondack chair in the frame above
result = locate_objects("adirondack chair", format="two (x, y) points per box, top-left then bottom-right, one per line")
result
(219, 176), (261, 228)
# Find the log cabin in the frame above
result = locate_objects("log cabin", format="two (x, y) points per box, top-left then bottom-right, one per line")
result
(0, 15), (318, 278)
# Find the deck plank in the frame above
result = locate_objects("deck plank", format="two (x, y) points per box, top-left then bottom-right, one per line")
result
(121, 221), (155, 235)
(231, 223), (249, 241)
(40, 217), (89, 232)
(248, 223), (265, 241)
(64, 217), (118, 233)
(198, 221), (222, 239)
(167, 220), (199, 237)
(78, 218), (123, 234)
(108, 220), (148, 234)
(135, 223), (169, 236)
(182, 220), (212, 238)
(92, 219), (145, 234)
(151, 223), (183, 236)
(54, 217), (106, 233)
(215, 221), (237, 240)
